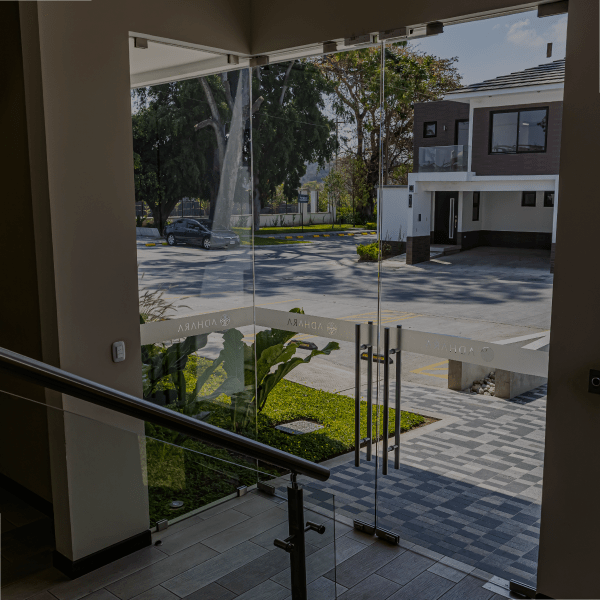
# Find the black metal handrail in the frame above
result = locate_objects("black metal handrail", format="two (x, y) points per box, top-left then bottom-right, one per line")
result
(0, 347), (330, 482)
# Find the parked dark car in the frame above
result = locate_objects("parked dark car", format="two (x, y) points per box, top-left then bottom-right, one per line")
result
(164, 219), (240, 249)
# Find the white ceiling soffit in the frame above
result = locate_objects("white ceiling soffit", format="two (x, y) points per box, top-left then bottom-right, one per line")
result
(129, 37), (249, 88)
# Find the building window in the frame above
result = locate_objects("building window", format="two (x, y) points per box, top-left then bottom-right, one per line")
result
(522, 191), (537, 207)
(544, 191), (555, 207)
(423, 121), (437, 138)
(455, 120), (469, 146)
(472, 191), (480, 221)
(490, 108), (548, 154)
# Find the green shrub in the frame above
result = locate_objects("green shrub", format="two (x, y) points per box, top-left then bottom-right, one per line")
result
(365, 222), (377, 230)
(357, 241), (391, 261)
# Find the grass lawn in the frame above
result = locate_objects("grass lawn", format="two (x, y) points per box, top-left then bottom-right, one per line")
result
(242, 237), (310, 246)
(234, 224), (372, 236)
(145, 356), (426, 524)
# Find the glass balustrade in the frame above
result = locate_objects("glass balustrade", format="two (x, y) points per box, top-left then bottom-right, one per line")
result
(0, 389), (337, 597)
(418, 144), (469, 172)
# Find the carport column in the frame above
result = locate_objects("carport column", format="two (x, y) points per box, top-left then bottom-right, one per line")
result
(406, 176), (431, 265)
(550, 176), (558, 273)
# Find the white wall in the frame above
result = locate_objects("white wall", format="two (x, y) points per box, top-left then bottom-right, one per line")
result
(461, 191), (483, 233)
(379, 186), (408, 242)
(480, 191), (554, 232)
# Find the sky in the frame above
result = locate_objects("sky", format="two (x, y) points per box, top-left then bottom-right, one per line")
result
(409, 10), (568, 86)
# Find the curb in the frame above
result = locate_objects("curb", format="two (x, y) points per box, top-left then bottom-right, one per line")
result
(139, 230), (377, 247)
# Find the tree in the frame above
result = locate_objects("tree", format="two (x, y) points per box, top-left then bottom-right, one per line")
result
(251, 61), (337, 230)
(315, 44), (461, 219)
(132, 76), (241, 234)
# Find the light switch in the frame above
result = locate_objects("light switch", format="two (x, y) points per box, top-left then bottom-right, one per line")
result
(112, 341), (126, 363)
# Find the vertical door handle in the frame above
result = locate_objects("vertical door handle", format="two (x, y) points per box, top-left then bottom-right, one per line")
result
(449, 199), (455, 238)
(382, 327), (390, 475)
(366, 322), (373, 462)
(354, 323), (361, 467)
(394, 325), (401, 470)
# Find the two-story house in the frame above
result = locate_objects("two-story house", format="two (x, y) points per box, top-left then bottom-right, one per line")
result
(403, 59), (563, 270)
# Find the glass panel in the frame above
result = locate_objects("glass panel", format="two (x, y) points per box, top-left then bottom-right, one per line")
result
(0, 390), (301, 590)
(456, 120), (469, 146)
(491, 111), (518, 153)
(250, 45), (382, 529)
(518, 109), (548, 152)
(418, 145), (469, 172)
(134, 67), (258, 513)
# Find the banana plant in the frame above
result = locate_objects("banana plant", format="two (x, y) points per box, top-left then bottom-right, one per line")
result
(196, 309), (340, 433)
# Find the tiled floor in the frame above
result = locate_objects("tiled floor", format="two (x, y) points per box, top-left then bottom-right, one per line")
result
(2, 490), (510, 600)
(0, 485), (55, 586)
(309, 382), (546, 587)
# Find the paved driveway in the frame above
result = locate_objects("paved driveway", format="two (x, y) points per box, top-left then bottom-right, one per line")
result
(309, 380), (546, 587)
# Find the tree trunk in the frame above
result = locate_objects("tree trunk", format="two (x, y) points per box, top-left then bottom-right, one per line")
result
(212, 71), (247, 230)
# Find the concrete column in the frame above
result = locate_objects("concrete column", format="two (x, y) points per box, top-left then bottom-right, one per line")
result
(536, 3), (600, 597)
(405, 177), (431, 265)
(550, 176), (558, 273)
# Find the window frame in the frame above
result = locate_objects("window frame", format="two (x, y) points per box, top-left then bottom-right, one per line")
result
(489, 107), (549, 155)
(472, 191), (480, 222)
(544, 191), (555, 207)
(455, 119), (469, 146)
(522, 191), (537, 207)
(423, 121), (437, 138)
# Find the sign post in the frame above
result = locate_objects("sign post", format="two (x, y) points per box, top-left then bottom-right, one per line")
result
(298, 191), (309, 232)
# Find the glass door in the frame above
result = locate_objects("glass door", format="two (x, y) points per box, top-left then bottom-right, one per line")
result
(249, 44), (384, 529)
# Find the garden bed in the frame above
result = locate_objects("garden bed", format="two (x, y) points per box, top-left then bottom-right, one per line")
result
(145, 357), (426, 524)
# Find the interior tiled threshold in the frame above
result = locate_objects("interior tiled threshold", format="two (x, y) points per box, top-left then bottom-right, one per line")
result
(3, 489), (515, 600)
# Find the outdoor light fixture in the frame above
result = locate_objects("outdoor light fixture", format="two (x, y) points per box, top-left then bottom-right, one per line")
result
(227, 54), (240, 65)
(379, 27), (408, 41)
(169, 500), (184, 509)
(323, 41), (338, 53)
(344, 34), (377, 46)
(249, 55), (269, 67)
(134, 37), (148, 49)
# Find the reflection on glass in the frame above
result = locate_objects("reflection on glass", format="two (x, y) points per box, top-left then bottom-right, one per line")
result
(491, 111), (519, 153)
(518, 109), (547, 152)
(418, 145), (469, 172)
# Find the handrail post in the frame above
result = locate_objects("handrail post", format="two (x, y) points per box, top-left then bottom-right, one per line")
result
(395, 325), (402, 470)
(288, 474), (307, 600)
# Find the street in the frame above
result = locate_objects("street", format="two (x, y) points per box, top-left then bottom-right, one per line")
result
(137, 236), (553, 391)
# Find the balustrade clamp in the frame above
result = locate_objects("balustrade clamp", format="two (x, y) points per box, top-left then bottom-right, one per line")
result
(305, 521), (326, 535)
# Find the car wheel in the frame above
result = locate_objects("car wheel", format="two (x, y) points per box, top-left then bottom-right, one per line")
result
(167, 233), (177, 246)
(202, 237), (211, 250)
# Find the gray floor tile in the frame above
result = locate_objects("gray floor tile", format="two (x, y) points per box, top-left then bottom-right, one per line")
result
(180, 582), (235, 600)
(157, 510), (249, 556)
(387, 572), (454, 600)
(106, 543), (217, 600)
(305, 577), (347, 600)
(376, 550), (434, 587)
(271, 543), (336, 588)
(337, 574), (399, 600)
(437, 575), (494, 600)
(128, 586), (177, 600)
(331, 535), (368, 565)
(202, 506), (288, 553)
(234, 495), (281, 517)
(162, 541), (268, 597)
(234, 579), (288, 600)
(50, 548), (166, 600)
(216, 548), (289, 595)
(427, 562), (467, 584)
(80, 591), (120, 600)
(330, 541), (406, 589)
